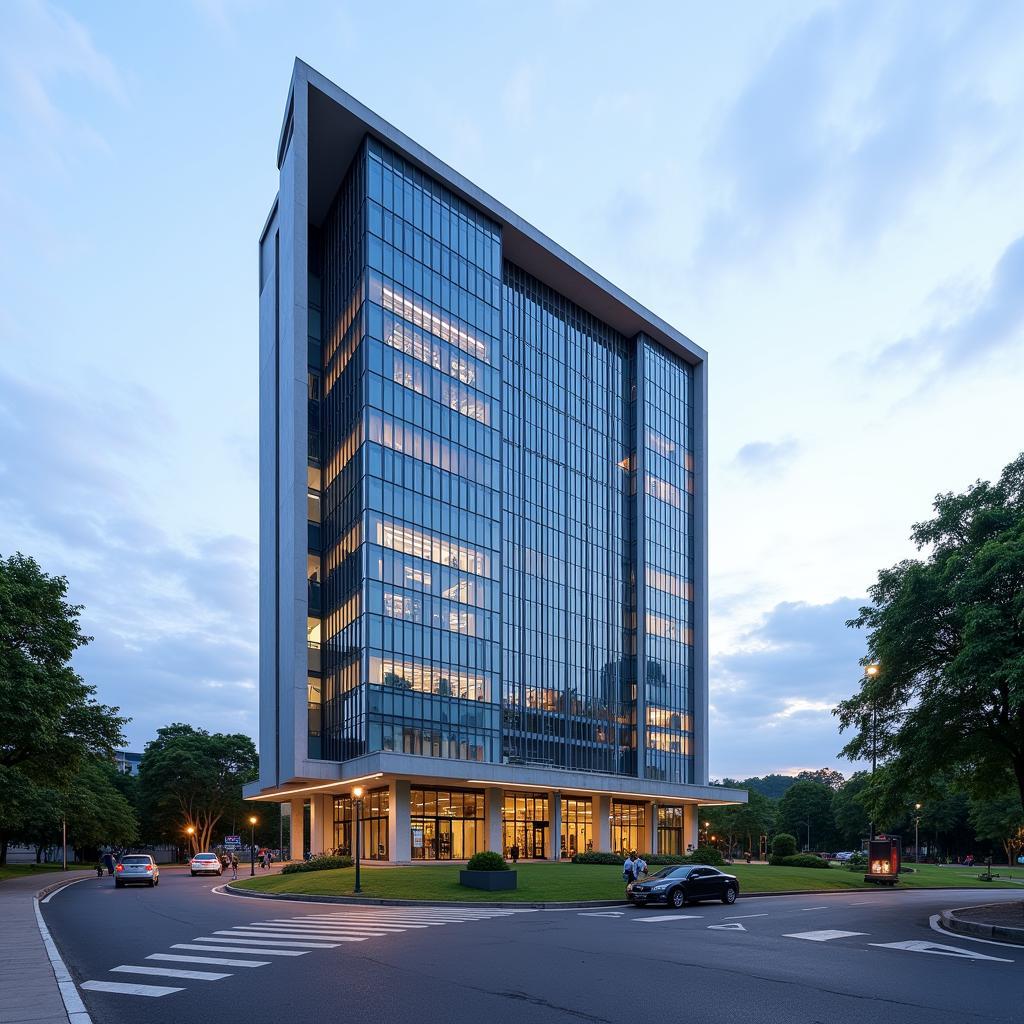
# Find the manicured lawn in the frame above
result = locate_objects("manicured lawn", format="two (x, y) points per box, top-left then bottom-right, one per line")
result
(233, 860), (1023, 902)
(0, 863), (87, 883)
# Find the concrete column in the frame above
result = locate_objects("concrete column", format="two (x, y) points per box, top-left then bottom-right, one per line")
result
(550, 792), (562, 860)
(289, 799), (305, 861)
(593, 794), (612, 852)
(649, 802), (659, 856)
(486, 788), (503, 855)
(309, 793), (330, 855)
(389, 779), (411, 863)
(684, 804), (699, 852)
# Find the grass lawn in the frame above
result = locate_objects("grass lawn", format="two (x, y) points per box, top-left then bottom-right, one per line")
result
(0, 863), (87, 883)
(233, 860), (1024, 902)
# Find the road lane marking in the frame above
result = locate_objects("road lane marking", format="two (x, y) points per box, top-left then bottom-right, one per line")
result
(245, 924), (392, 937)
(40, 877), (93, 903)
(111, 965), (231, 981)
(147, 954), (270, 968)
(172, 944), (308, 956)
(785, 930), (868, 942)
(849, 901), (877, 906)
(870, 940), (1012, 962)
(579, 912), (624, 917)
(33, 896), (93, 1024)
(724, 913), (768, 920)
(196, 935), (338, 948)
(634, 915), (703, 923)
(80, 981), (183, 997)
(708, 923), (746, 931)
(799, 906), (829, 911)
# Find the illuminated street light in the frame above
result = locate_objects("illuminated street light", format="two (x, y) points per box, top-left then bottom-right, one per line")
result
(249, 815), (258, 876)
(353, 786), (365, 894)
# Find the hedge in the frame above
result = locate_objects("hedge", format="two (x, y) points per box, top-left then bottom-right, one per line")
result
(281, 855), (353, 874)
(570, 848), (725, 867)
(466, 851), (509, 871)
(769, 853), (831, 869)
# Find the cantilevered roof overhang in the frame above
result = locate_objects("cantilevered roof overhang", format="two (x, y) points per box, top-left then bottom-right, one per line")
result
(282, 58), (706, 370)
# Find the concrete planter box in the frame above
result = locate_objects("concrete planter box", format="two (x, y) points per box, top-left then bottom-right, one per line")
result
(459, 869), (517, 891)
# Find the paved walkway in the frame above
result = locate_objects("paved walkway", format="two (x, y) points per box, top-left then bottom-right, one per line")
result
(0, 871), (92, 1024)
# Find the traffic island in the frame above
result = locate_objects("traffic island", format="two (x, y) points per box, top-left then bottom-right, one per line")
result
(941, 901), (1024, 945)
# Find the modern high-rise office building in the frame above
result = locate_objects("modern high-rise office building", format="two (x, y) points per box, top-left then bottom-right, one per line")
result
(246, 60), (745, 862)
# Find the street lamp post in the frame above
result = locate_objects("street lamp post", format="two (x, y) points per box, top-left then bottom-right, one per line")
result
(185, 825), (195, 864)
(914, 803), (922, 864)
(865, 663), (880, 843)
(352, 786), (364, 894)
(249, 815), (258, 877)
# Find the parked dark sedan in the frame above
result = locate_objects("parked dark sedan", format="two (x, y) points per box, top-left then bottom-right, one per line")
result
(628, 864), (739, 908)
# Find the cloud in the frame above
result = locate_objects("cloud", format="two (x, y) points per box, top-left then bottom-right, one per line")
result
(733, 439), (800, 475)
(698, 3), (1013, 265)
(0, 1), (126, 173)
(873, 232), (1024, 378)
(0, 370), (257, 749)
(710, 597), (866, 778)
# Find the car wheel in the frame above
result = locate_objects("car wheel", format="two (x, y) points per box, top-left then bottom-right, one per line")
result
(670, 887), (686, 909)
(190, 870), (196, 876)
(722, 885), (737, 905)
(115, 881), (123, 889)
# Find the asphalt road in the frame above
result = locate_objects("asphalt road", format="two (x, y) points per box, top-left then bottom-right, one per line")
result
(42, 868), (1024, 1024)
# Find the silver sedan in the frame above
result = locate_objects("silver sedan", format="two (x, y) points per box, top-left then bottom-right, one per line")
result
(115, 854), (160, 888)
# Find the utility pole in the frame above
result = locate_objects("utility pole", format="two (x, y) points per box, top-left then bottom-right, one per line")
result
(865, 664), (880, 844)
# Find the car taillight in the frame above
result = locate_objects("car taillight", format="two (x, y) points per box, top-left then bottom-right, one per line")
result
(116, 865), (123, 872)
(145, 865), (153, 871)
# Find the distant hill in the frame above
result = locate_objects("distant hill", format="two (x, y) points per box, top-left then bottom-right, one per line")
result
(740, 774), (800, 800)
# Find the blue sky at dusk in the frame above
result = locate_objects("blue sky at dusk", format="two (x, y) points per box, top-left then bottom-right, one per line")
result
(2, 1), (1023, 779)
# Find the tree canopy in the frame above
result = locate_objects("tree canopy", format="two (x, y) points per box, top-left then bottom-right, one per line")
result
(139, 724), (259, 853)
(777, 780), (836, 851)
(835, 453), (1024, 816)
(0, 553), (130, 862)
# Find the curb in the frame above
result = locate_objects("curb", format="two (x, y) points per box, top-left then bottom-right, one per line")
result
(223, 881), (1009, 909)
(941, 904), (1024, 946)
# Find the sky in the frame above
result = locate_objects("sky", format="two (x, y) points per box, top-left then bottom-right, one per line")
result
(2, 0), (1023, 780)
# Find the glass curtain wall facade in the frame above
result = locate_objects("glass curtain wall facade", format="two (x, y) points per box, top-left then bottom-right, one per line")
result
(410, 787), (484, 860)
(502, 267), (634, 775)
(305, 135), (695, 789)
(639, 340), (695, 783)
(501, 792), (550, 859)
(333, 789), (389, 860)
(560, 797), (593, 858)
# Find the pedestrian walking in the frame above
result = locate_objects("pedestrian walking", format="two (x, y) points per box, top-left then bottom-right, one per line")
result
(634, 853), (648, 879)
(622, 851), (637, 893)
(230, 853), (238, 880)
(510, 843), (520, 864)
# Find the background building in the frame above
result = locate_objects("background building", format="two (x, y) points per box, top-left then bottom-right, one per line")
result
(245, 60), (745, 860)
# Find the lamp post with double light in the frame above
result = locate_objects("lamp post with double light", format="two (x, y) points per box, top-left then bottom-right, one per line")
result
(249, 815), (258, 876)
(352, 786), (364, 894)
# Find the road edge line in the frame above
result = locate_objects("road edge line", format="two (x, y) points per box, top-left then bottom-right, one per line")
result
(33, 897), (93, 1024)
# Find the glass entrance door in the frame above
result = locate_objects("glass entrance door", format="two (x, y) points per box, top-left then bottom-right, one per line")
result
(531, 824), (547, 859)
(437, 818), (452, 860)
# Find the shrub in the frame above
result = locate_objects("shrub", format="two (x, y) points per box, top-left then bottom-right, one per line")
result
(281, 855), (353, 875)
(769, 853), (831, 869)
(845, 852), (868, 872)
(645, 854), (690, 865)
(466, 851), (509, 871)
(772, 833), (798, 859)
(687, 845), (726, 867)
(571, 851), (626, 865)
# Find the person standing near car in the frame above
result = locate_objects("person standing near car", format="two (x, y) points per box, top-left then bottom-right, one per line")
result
(102, 851), (116, 876)
(622, 851), (637, 892)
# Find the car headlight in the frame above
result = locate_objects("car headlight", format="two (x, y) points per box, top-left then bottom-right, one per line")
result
(649, 883), (670, 891)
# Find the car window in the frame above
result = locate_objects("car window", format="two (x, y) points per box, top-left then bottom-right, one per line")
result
(195, 854), (217, 860)
(690, 868), (707, 877)
(120, 856), (150, 864)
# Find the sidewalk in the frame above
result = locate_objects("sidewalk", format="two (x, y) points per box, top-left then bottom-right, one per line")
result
(0, 870), (92, 1024)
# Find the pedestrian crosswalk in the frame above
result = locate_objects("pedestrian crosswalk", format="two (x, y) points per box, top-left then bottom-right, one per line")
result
(77, 905), (536, 1000)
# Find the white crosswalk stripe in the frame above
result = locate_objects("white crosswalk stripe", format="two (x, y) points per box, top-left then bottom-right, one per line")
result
(148, 954), (270, 968)
(198, 935), (339, 947)
(171, 943), (309, 956)
(111, 965), (232, 981)
(220, 929), (368, 942)
(81, 981), (183, 997)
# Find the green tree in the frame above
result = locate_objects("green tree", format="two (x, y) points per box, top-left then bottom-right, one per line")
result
(969, 792), (1024, 865)
(703, 785), (776, 856)
(741, 774), (799, 800)
(0, 553), (128, 863)
(139, 724), (258, 854)
(835, 454), (1024, 816)
(797, 767), (845, 791)
(832, 772), (871, 848)
(777, 780), (835, 851)
(64, 760), (138, 853)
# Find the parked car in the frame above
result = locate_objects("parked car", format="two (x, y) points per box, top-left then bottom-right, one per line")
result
(190, 852), (224, 876)
(115, 854), (159, 888)
(834, 851), (856, 862)
(628, 864), (739, 908)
